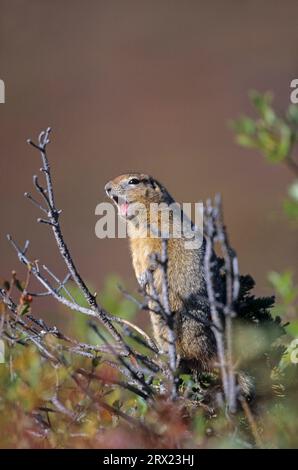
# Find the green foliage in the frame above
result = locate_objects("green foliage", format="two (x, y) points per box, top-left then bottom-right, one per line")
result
(268, 270), (298, 307)
(231, 91), (298, 448)
(268, 270), (298, 346)
(284, 180), (298, 219)
(231, 91), (297, 164)
(232, 91), (298, 221)
(1, 270), (295, 449)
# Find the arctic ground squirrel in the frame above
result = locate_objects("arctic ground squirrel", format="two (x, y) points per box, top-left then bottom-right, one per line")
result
(105, 173), (217, 374)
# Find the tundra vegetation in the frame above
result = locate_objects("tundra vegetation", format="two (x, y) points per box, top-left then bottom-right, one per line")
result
(0, 92), (297, 448)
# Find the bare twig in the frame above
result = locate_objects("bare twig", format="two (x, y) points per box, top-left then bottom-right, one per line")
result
(204, 196), (238, 413)
(6, 125), (165, 399)
(239, 396), (263, 448)
(214, 194), (238, 413)
(26, 129), (126, 344)
(159, 239), (178, 399)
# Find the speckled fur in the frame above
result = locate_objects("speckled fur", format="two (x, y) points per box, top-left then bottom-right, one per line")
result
(105, 173), (216, 374)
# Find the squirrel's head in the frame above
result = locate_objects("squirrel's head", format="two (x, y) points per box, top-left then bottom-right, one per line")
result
(105, 173), (173, 220)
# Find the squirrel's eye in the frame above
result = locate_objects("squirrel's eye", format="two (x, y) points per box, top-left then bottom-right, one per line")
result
(128, 178), (140, 185)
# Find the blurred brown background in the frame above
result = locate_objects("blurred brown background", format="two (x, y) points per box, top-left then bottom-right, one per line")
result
(0, 1), (297, 322)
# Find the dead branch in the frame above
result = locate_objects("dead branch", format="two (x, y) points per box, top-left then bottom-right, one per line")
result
(204, 195), (239, 413)
(25, 129), (155, 354)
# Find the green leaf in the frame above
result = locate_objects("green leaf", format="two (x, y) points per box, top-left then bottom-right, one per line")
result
(20, 304), (30, 316)
(233, 116), (256, 135)
(286, 320), (298, 338)
(283, 198), (298, 219)
(268, 271), (298, 304)
(236, 134), (256, 148)
(249, 90), (274, 122)
(288, 180), (298, 201)
(136, 396), (148, 416)
(287, 104), (298, 125)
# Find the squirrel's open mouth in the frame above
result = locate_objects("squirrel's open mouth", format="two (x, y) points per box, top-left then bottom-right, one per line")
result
(111, 195), (129, 217)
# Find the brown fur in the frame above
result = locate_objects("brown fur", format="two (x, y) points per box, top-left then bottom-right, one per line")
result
(105, 173), (216, 374)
